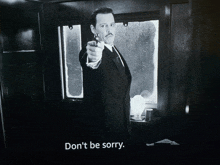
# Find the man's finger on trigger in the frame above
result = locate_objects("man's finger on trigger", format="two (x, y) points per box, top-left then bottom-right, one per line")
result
(88, 50), (97, 56)
(90, 46), (102, 52)
(91, 51), (100, 56)
(87, 41), (96, 46)
(89, 46), (98, 52)
(87, 49), (96, 55)
(87, 45), (97, 52)
(86, 45), (93, 51)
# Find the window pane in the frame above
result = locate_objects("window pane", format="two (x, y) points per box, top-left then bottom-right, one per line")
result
(114, 20), (159, 104)
(61, 25), (83, 98)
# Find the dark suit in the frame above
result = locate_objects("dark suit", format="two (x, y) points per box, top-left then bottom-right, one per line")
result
(79, 46), (132, 141)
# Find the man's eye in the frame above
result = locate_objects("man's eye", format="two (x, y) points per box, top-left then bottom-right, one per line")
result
(101, 25), (105, 28)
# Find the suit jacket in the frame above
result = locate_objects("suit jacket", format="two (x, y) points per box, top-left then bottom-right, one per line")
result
(79, 46), (132, 141)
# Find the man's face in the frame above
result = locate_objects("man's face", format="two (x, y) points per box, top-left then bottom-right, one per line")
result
(91, 13), (116, 45)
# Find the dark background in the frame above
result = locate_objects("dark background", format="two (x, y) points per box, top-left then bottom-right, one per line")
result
(0, 0), (220, 163)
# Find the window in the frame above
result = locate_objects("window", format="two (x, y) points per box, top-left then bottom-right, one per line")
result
(58, 25), (83, 99)
(114, 20), (159, 107)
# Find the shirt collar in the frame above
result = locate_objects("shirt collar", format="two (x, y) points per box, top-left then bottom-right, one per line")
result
(104, 43), (114, 52)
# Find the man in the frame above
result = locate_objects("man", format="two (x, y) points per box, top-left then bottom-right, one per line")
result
(79, 7), (132, 142)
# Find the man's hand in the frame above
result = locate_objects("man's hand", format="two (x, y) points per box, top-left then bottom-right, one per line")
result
(86, 41), (104, 62)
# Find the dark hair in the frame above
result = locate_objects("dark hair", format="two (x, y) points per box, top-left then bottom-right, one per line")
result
(90, 7), (114, 27)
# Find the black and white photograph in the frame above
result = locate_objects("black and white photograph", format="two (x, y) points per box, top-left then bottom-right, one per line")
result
(0, 0), (220, 164)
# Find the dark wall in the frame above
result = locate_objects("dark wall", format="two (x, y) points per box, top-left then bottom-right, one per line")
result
(1, 6), (43, 101)
(162, 0), (220, 115)
(168, 3), (191, 115)
(165, 0), (218, 116)
(189, 0), (220, 112)
(0, 5), (44, 149)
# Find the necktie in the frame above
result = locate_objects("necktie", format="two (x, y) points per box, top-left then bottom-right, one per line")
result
(112, 47), (125, 73)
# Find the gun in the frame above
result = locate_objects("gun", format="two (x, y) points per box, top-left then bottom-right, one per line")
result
(94, 33), (101, 46)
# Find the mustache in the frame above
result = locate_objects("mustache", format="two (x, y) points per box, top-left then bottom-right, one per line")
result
(105, 33), (113, 37)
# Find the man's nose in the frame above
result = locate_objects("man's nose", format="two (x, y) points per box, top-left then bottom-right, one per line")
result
(107, 25), (114, 32)
(106, 26), (111, 33)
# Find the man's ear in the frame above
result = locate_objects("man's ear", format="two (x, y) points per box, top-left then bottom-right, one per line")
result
(90, 25), (96, 35)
